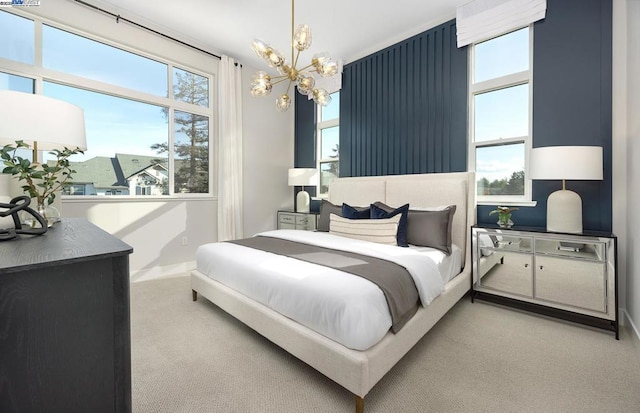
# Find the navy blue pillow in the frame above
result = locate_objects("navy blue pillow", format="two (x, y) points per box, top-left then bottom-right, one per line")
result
(370, 202), (410, 247)
(342, 203), (370, 219)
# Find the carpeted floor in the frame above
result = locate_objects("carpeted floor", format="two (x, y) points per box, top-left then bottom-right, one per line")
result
(131, 275), (640, 413)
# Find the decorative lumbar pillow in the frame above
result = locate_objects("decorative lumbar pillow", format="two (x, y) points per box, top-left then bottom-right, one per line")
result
(341, 203), (370, 219)
(406, 205), (457, 255)
(329, 213), (401, 245)
(317, 200), (343, 232)
(370, 202), (410, 247)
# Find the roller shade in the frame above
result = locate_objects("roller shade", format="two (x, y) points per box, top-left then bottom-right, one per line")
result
(456, 0), (546, 47)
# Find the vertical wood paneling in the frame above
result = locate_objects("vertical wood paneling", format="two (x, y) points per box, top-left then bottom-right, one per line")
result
(341, 19), (467, 177)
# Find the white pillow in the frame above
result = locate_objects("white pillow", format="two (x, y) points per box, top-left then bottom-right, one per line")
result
(329, 213), (401, 246)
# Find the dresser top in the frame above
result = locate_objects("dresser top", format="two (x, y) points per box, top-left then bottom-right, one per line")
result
(0, 218), (133, 274)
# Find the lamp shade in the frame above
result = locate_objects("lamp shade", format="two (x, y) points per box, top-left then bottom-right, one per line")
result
(530, 146), (603, 181)
(288, 168), (318, 186)
(0, 90), (87, 151)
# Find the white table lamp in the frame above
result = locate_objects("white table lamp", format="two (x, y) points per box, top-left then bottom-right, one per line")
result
(288, 168), (317, 213)
(530, 146), (603, 234)
(0, 90), (87, 163)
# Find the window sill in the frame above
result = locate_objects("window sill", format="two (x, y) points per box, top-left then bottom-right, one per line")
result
(62, 195), (217, 203)
(477, 200), (537, 207)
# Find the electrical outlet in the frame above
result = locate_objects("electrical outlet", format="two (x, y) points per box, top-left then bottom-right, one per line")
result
(181, 236), (188, 246)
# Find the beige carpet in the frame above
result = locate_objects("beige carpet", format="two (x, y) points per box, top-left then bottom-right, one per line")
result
(131, 276), (640, 413)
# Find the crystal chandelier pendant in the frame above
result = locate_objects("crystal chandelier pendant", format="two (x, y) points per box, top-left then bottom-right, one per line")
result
(276, 94), (291, 111)
(293, 24), (312, 51)
(296, 75), (315, 96)
(250, 0), (339, 111)
(311, 88), (331, 106)
(250, 71), (272, 97)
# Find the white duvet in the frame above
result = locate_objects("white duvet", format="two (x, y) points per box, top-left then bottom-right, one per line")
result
(196, 230), (446, 350)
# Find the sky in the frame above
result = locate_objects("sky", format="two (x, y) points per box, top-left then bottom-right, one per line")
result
(1, 11), (207, 164)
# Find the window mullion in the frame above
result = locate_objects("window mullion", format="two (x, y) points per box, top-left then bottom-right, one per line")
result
(471, 71), (529, 94)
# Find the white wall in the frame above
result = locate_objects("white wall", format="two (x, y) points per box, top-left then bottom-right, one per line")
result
(241, 65), (295, 237)
(624, 0), (640, 338)
(14, 1), (293, 281)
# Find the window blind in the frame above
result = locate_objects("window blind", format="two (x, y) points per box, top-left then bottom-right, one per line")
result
(456, 0), (546, 47)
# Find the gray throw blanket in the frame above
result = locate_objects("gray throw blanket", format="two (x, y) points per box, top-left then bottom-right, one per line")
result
(228, 235), (419, 333)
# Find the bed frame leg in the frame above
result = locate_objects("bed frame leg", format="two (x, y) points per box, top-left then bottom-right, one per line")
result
(192, 289), (197, 301)
(355, 395), (364, 413)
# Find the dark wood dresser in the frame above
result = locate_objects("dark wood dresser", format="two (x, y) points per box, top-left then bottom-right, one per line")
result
(0, 218), (133, 413)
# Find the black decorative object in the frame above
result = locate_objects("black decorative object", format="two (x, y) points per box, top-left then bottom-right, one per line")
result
(0, 196), (48, 241)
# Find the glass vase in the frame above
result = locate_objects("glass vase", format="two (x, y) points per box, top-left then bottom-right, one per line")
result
(36, 202), (61, 228)
(497, 214), (513, 228)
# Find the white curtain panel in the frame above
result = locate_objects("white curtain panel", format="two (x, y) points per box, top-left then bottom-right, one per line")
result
(456, 0), (546, 47)
(217, 55), (244, 241)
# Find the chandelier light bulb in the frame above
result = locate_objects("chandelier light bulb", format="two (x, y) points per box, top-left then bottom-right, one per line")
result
(250, 71), (272, 96)
(296, 75), (315, 95)
(252, 71), (271, 83)
(276, 94), (291, 111)
(311, 88), (331, 106)
(251, 39), (270, 59)
(293, 24), (312, 51)
(250, 82), (272, 97)
(265, 48), (286, 68)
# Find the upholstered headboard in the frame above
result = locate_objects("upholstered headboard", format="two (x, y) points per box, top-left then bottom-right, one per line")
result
(328, 172), (476, 269)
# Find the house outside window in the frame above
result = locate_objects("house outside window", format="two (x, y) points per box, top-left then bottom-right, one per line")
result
(469, 26), (533, 204)
(317, 92), (339, 196)
(0, 10), (213, 198)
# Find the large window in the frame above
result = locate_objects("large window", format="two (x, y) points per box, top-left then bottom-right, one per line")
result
(317, 92), (339, 195)
(0, 9), (213, 197)
(469, 27), (532, 203)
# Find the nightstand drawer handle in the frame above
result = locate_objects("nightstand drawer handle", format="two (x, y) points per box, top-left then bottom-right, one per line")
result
(524, 263), (529, 268)
(539, 265), (544, 270)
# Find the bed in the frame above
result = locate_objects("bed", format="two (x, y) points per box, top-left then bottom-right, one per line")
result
(191, 172), (476, 412)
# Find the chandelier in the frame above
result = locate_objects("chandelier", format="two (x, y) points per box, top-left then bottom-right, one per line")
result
(249, 0), (339, 111)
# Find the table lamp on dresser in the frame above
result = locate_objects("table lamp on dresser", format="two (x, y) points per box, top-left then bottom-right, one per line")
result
(530, 145), (603, 234)
(288, 168), (317, 213)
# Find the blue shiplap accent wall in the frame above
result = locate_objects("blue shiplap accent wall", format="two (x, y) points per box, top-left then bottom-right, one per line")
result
(477, 0), (613, 232)
(294, 0), (613, 232)
(340, 20), (468, 177)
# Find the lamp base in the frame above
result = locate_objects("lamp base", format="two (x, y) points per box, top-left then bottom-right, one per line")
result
(547, 189), (582, 234)
(296, 190), (310, 213)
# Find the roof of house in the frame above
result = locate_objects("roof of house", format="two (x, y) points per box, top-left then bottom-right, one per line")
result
(68, 153), (167, 189)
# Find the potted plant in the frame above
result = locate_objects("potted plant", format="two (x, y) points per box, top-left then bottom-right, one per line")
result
(1, 140), (83, 226)
(489, 206), (518, 228)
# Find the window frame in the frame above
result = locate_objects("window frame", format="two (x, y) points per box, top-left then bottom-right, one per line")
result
(315, 92), (340, 198)
(468, 25), (536, 206)
(0, 9), (216, 201)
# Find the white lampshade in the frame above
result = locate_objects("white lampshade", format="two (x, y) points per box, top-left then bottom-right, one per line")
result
(288, 168), (317, 213)
(288, 168), (318, 187)
(530, 146), (603, 181)
(0, 90), (87, 152)
(530, 146), (603, 234)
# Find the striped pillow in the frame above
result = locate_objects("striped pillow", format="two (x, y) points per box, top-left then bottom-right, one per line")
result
(329, 213), (401, 246)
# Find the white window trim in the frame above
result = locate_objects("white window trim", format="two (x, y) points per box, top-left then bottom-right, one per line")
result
(1, 8), (217, 200)
(468, 25), (536, 206)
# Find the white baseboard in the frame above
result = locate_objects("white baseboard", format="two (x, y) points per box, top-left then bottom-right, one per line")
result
(130, 261), (195, 283)
(624, 309), (640, 342)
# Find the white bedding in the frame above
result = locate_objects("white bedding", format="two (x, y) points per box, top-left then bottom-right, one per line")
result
(409, 243), (462, 283)
(196, 229), (452, 350)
